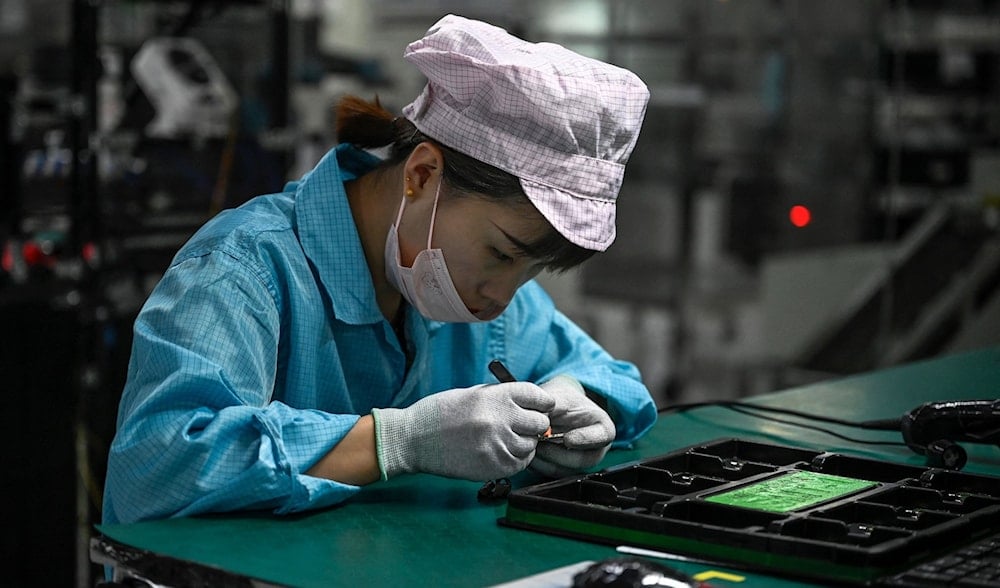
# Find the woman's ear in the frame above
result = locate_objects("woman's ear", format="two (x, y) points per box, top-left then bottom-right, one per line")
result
(402, 142), (444, 194)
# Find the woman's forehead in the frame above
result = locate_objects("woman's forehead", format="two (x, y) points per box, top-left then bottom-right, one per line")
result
(472, 194), (550, 232)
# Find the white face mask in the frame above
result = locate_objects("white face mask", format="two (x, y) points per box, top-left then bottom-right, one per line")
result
(384, 179), (483, 323)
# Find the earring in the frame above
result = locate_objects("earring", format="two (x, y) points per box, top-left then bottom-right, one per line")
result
(405, 176), (414, 197)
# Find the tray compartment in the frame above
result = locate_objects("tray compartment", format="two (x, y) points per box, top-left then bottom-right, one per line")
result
(866, 486), (1000, 514)
(814, 501), (957, 531)
(806, 454), (927, 483)
(655, 499), (783, 530)
(591, 466), (726, 500)
(767, 517), (913, 547)
(917, 469), (1000, 495)
(640, 452), (778, 481)
(594, 465), (726, 495)
(543, 479), (640, 510)
(525, 477), (678, 514)
(692, 438), (820, 465)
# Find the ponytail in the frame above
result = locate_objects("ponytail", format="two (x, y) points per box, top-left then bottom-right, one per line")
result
(334, 95), (395, 148)
(334, 95), (423, 162)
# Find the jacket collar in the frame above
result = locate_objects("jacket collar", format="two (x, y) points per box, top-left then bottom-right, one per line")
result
(292, 144), (385, 325)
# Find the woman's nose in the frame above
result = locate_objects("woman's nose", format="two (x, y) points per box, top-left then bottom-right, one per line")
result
(481, 269), (528, 306)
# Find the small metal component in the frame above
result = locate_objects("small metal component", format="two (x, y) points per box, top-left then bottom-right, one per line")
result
(540, 432), (565, 444)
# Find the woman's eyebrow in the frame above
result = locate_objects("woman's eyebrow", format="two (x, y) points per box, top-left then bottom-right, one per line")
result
(495, 225), (543, 258)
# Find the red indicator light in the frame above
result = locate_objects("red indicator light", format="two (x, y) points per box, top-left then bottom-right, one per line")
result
(22, 242), (43, 265)
(789, 205), (811, 228)
(1, 243), (12, 272)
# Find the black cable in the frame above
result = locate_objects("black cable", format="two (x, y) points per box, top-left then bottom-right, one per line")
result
(659, 400), (909, 447)
(725, 404), (909, 447)
(660, 400), (902, 429)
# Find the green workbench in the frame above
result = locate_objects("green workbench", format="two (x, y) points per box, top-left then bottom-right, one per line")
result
(94, 346), (1000, 587)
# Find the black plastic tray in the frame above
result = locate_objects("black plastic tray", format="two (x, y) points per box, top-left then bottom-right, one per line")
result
(501, 438), (1000, 585)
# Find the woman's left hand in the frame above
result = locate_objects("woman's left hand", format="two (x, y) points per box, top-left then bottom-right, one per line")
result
(529, 375), (616, 478)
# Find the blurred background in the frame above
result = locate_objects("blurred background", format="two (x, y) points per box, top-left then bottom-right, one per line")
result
(0, 0), (998, 585)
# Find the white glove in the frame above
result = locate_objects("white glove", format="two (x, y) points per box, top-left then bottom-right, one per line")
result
(372, 382), (554, 481)
(529, 375), (616, 478)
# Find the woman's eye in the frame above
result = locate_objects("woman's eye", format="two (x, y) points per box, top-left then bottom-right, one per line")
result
(491, 247), (514, 263)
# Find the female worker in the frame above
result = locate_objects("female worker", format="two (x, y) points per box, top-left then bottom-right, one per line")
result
(103, 14), (656, 525)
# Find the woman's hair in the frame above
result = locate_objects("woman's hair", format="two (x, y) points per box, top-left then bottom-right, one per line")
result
(335, 95), (595, 271)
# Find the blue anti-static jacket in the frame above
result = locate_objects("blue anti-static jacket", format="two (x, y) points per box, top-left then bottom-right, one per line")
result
(103, 144), (657, 526)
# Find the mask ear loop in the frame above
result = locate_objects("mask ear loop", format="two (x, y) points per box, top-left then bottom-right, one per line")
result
(426, 177), (442, 250)
(393, 176), (442, 254)
(393, 184), (409, 228)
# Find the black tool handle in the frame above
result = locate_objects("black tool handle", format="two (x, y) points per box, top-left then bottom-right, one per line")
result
(488, 359), (515, 383)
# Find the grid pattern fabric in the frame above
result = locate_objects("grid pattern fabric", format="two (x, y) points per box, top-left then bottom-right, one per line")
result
(403, 14), (650, 251)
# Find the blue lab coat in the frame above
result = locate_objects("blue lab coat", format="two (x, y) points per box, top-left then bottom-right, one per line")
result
(103, 144), (656, 525)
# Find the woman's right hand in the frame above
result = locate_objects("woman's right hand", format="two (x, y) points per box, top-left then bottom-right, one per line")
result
(372, 382), (554, 481)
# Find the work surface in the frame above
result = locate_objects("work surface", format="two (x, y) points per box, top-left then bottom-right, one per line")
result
(96, 346), (1000, 587)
